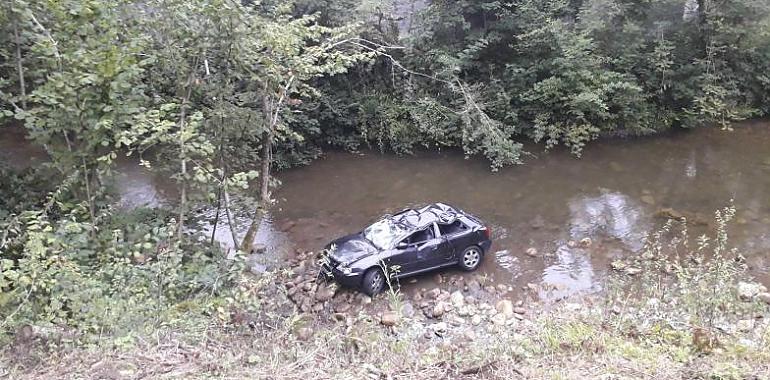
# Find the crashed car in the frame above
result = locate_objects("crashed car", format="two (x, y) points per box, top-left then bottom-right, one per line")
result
(321, 203), (492, 295)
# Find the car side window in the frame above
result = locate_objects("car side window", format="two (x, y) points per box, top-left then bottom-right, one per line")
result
(408, 228), (434, 246)
(437, 220), (468, 236)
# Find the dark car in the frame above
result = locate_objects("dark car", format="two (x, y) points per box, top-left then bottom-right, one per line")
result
(321, 203), (492, 295)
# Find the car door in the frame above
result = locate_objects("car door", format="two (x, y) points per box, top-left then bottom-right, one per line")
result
(389, 227), (436, 275)
(425, 222), (456, 267)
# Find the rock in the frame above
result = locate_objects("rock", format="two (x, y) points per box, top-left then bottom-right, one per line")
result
(624, 267), (642, 276)
(466, 280), (482, 294)
(579, 237), (592, 248)
(334, 302), (351, 313)
(737, 319), (754, 333)
(450, 291), (465, 308)
(491, 313), (507, 326)
(655, 208), (684, 220)
(250, 263), (267, 274)
(738, 282), (767, 301)
(380, 312), (400, 326)
(296, 327), (313, 341)
(496, 284), (508, 293)
(413, 292), (423, 302)
(525, 247), (538, 257)
(426, 288), (442, 300)
(251, 243), (267, 254)
(429, 322), (448, 337)
(565, 303), (582, 312)
(433, 273), (444, 284)
(471, 315), (482, 325)
(526, 283), (539, 292)
(513, 307), (526, 315)
(432, 302), (449, 318)
(530, 215), (546, 229)
(401, 302), (415, 318)
(280, 220), (297, 232)
(465, 296), (477, 305)
(567, 240), (577, 248)
(495, 300), (514, 317)
(360, 295), (372, 305)
(464, 330), (477, 342)
(332, 313), (347, 322)
(408, 278), (418, 284)
(640, 195), (656, 205)
(315, 285), (337, 302)
(758, 292), (770, 305)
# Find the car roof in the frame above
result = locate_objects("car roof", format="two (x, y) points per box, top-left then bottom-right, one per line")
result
(390, 203), (460, 230)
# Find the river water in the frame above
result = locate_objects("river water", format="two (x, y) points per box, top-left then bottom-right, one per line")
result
(3, 121), (770, 299)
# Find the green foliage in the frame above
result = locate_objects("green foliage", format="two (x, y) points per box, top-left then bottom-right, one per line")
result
(607, 205), (758, 331)
(0, 202), (244, 342)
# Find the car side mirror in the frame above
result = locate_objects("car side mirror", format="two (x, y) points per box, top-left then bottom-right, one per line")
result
(396, 241), (408, 249)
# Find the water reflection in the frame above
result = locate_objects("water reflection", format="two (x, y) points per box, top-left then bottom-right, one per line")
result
(541, 245), (601, 300)
(568, 191), (648, 251)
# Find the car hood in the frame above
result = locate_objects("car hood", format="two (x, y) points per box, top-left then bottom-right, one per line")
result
(327, 233), (378, 265)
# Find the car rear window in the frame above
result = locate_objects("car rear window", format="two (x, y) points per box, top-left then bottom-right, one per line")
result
(438, 220), (468, 236)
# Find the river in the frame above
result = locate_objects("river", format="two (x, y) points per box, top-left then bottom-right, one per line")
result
(3, 121), (770, 299)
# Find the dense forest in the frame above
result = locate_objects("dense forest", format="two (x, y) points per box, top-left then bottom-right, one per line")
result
(1, 1), (770, 378)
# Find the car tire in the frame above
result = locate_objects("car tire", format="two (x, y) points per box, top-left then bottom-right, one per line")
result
(361, 268), (386, 296)
(458, 245), (483, 271)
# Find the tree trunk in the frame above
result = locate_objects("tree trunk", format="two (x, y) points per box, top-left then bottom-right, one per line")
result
(696, 0), (709, 50)
(176, 71), (196, 240)
(239, 96), (274, 252)
(13, 22), (26, 110)
(222, 186), (239, 248)
(239, 130), (271, 252)
(210, 186), (222, 245)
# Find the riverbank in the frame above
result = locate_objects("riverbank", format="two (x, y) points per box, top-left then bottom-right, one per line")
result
(4, 227), (770, 379)
(3, 272), (768, 379)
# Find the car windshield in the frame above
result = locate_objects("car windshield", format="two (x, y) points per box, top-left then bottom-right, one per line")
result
(363, 218), (409, 250)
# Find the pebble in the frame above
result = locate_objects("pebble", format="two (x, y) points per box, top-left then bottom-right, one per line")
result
(296, 327), (313, 341)
(380, 312), (400, 326)
(495, 300), (514, 317)
(429, 322), (448, 337)
(491, 313), (507, 325)
(426, 288), (441, 299)
(433, 302), (448, 318)
(450, 291), (465, 307)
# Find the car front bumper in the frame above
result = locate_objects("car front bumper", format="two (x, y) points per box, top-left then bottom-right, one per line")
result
(320, 262), (363, 288)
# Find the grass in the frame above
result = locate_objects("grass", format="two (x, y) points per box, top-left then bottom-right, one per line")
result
(2, 206), (769, 379)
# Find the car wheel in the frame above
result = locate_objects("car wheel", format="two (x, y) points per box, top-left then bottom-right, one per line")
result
(458, 245), (483, 271)
(361, 268), (386, 296)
